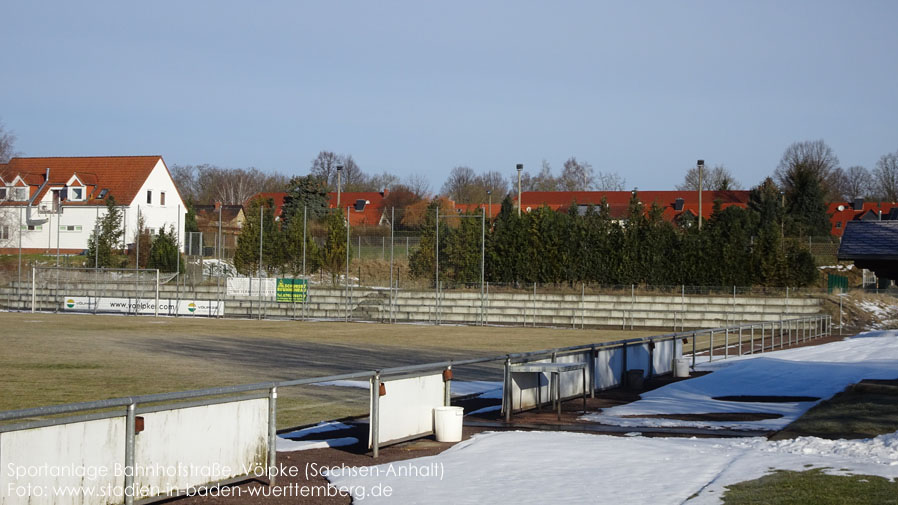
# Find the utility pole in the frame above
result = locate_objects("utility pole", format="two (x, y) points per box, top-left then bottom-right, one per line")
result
(697, 159), (704, 231)
(516, 163), (523, 217)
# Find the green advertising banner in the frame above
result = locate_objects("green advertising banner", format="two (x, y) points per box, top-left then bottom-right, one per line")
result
(276, 278), (308, 303)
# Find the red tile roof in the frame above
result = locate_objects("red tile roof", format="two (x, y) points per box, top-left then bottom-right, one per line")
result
(248, 191), (389, 227)
(0, 156), (166, 206)
(828, 201), (898, 237)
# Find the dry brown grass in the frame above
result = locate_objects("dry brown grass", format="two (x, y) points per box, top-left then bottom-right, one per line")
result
(0, 312), (653, 426)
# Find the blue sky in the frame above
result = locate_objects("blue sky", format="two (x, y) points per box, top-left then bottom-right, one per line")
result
(2, 0), (896, 193)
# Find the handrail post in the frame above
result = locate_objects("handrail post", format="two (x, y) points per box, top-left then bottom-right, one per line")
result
(268, 386), (277, 485)
(124, 402), (136, 505)
(371, 372), (380, 458)
(504, 357), (512, 423)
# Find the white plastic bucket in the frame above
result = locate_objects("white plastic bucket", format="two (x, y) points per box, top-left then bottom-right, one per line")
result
(674, 358), (691, 378)
(433, 406), (464, 442)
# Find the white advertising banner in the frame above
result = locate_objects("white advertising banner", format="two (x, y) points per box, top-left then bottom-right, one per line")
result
(63, 296), (224, 316)
(226, 277), (276, 298)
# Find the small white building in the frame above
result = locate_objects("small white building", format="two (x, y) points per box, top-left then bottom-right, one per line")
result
(0, 155), (186, 254)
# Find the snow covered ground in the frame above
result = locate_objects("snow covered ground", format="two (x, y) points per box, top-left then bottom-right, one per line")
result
(582, 330), (898, 431)
(327, 331), (898, 503)
(327, 430), (898, 505)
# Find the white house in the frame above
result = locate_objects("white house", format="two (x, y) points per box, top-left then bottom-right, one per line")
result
(0, 156), (186, 254)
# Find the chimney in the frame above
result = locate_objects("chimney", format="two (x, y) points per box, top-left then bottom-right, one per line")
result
(674, 198), (684, 211)
(381, 188), (389, 198)
(853, 197), (864, 210)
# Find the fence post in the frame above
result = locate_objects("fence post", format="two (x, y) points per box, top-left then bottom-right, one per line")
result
(724, 328), (729, 359)
(589, 345), (596, 398)
(31, 267), (36, 313)
(124, 402), (136, 505)
(155, 269), (159, 317)
(709, 330), (714, 362)
(692, 332), (696, 369)
(738, 326), (743, 356)
(581, 283), (585, 329)
(268, 386), (277, 485)
(371, 372), (380, 458)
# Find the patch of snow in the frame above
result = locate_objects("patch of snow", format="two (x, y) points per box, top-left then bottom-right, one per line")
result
(450, 380), (502, 399)
(818, 264), (854, 271)
(276, 436), (358, 452)
(465, 405), (501, 416)
(582, 331), (898, 430)
(279, 421), (354, 439)
(327, 430), (898, 504)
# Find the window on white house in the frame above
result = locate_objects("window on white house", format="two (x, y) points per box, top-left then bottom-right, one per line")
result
(60, 225), (82, 232)
(22, 224), (42, 231)
(160, 192), (166, 206)
(147, 190), (152, 204)
(0, 225), (9, 240)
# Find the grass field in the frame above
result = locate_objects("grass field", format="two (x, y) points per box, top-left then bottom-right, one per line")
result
(0, 312), (654, 427)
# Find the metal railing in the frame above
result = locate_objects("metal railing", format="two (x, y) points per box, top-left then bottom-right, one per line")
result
(0, 314), (831, 505)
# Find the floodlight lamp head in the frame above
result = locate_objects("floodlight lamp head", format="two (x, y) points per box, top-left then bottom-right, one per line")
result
(516, 163), (523, 171)
(336, 164), (344, 172)
(697, 160), (704, 167)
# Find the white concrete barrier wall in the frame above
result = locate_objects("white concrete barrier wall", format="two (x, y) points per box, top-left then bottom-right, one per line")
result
(371, 374), (445, 448)
(652, 339), (681, 375)
(0, 417), (127, 505)
(0, 398), (269, 505)
(510, 351), (592, 411)
(625, 344), (651, 377)
(595, 348), (624, 390)
(134, 398), (269, 499)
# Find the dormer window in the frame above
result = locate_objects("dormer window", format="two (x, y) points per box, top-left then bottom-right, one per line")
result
(0, 187), (6, 201)
(12, 187), (28, 201)
(68, 186), (84, 201)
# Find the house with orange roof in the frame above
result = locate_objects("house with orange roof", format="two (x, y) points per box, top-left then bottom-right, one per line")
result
(0, 156), (186, 254)
(828, 198), (898, 237)
(246, 190), (391, 227)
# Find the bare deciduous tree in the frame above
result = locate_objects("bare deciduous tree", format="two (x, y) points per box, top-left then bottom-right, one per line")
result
(775, 140), (841, 198)
(169, 164), (199, 203)
(559, 157), (595, 191)
(441, 166), (480, 203)
(478, 171), (509, 200)
(366, 171), (400, 192)
(170, 164), (287, 205)
(832, 165), (874, 200)
(595, 171), (626, 191)
(309, 151), (342, 190)
(677, 165), (742, 191)
(404, 173), (432, 200)
(310, 151), (368, 191)
(873, 151), (898, 201)
(0, 119), (20, 163)
(520, 160), (559, 192)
